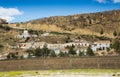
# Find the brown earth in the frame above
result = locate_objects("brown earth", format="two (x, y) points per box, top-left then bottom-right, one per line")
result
(8, 10), (120, 38)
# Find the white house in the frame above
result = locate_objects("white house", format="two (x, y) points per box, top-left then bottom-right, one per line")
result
(17, 42), (33, 49)
(91, 40), (110, 52)
(16, 40), (90, 55)
(0, 52), (9, 60)
(41, 32), (50, 37)
(16, 30), (37, 38)
(0, 55), (7, 60)
(17, 30), (30, 38)
(17, 42), (45, 49)
(76, 47), (87, 55)
(53, 49), (61, 55)
(62, 40), (90, 48)
(31, 42), (46, 49)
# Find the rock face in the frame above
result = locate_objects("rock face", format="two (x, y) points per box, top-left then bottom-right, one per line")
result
(0, 18), (8, 24)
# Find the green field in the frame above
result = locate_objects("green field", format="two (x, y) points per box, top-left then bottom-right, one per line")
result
(0, 69), (120, 77)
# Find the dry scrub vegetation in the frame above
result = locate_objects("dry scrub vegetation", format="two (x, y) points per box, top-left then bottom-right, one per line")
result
(8, 10), (120, 38)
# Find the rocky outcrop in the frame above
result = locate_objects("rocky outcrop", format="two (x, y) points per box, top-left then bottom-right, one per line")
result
(0, 18), (8, 24)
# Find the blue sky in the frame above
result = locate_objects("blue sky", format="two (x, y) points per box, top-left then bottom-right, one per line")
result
(0, 0), (120, 22)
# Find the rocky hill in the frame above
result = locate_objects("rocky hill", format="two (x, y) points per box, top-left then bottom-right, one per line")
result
(0, 18), (8, 24)
(9, 10), (120, 38)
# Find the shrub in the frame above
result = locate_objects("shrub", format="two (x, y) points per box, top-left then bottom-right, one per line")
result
(86, 46), (95, 56)
(50, 50), (57, 57)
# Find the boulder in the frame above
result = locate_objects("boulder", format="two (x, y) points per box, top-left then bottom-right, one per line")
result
(0, 18), (8, 24)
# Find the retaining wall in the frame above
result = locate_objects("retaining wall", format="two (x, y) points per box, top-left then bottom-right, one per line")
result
(0, 57), (120, 71)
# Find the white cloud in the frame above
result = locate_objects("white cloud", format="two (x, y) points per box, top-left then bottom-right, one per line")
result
(96, 0), (106, 3)
(112, 0), (120, 3)
(0, 7), (22, 22)
(96, 0), (120, 3)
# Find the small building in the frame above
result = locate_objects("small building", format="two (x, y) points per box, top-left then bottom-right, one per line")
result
(41, 32), (49, 37)
(17, 42), (32, 49)
(53, 49), (61, 55)
(91, 40), (110, 52)
(0, 52), (9, 60)
(62, 40), (90, 48)
(16, 30), (37, 38)
(0, 55), (7, 60)
(17, 42), (46, 49)
(31, 42), (46, 49)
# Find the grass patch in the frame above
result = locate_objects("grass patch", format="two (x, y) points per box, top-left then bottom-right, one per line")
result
(0, 71), (23, 77)
(0, 69), (120, 77)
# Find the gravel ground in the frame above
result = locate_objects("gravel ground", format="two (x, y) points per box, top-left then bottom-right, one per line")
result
(16, 73), (119, 77)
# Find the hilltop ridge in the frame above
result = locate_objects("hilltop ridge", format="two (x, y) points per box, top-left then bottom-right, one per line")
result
(8, 10), (120, 38)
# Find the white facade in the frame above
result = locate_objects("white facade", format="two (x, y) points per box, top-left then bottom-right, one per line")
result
(17, 40), (90, 54)
(17, 42), (32, 49)
(61, 40), (89, 48)
(76, 49), (87, 55)
(0, 52), (8, 60)
(0, 56), (7, 60)
(54, 49), (61, 55)
(41, 33), (49, 37)
(16, 30), (37, 38)
(10, 39), (112, 57)
(17, 42), (46, 49)
(91, 41), (110, 51)
(31, 42), (46, 49)
(23, 53), (29, 58)
(17, 30), (30, 38)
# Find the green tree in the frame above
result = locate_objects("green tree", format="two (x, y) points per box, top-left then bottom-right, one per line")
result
(20, 55), (23, 59)
(35, 48), (42, 57)
(28, 52), (32, 58)
(26, 49), (34, 55)
(68, 45), (76, 56)
(112, 40), (119, 50)
(112, 40), (120, 54)
(7, 53), (18, 59)
(59, 51), (65, 57)
(4, 26), (11, 31)
(79, 51), (84, 56)
(64, 52), (69, 57)
(50, 50), (56, 57)
(86, 46), (94, 56)
(7, 53), (11, 59)
(113, 31), (117, 36)
(106, 47), (110, 52)
(42, 44), (50, 57)
(26, 49), (34, 58)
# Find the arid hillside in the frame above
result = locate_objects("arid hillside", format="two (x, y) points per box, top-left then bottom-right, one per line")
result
(8, 10), (120, 38)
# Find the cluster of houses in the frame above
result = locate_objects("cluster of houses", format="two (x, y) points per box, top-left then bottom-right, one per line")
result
(16, 40), (110, 53)
(15, 30), (111, 54)
(0, 30), (112, 60)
